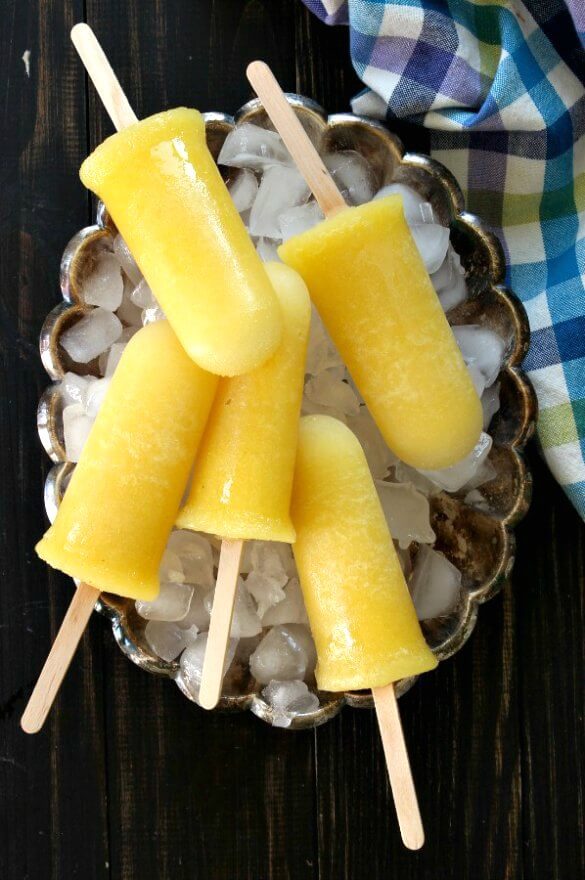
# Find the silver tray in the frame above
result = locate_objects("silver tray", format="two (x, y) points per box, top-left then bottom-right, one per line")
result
(37, 95), (537, 728)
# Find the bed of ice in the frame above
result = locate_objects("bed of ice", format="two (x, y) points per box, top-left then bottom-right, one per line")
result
(57, 123), (507, 727)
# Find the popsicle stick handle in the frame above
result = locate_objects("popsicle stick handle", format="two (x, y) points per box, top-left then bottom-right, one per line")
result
(246, 61), (346, 219)
(199, 539), (244, 710)
(71, 23), (138, 132)
(372, 683), (425, 850)
(20, 582), (101, 734)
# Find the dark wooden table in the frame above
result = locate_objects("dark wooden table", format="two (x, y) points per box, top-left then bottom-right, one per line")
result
(1, 2), (584, 878)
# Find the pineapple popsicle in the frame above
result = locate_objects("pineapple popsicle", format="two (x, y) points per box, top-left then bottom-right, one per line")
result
(291, 414), (437, 693)
(279, 196), (483, 471)
(177, 262), (311, 542)
(80, 108), (282, 377)
(36, 321), (218, 601)
(177, 262), (311, 710)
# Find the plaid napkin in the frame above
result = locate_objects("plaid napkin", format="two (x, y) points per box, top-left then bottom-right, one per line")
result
(303, 0), (585, 518)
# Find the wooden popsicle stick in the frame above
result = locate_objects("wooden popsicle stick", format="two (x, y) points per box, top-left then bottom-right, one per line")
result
(199, 539), (244, 710)
(21, 582), (100, 733)
(373, 683), (425, 850)
(246, 61), (346, 219)
(21, 27), (139, 735)
(71, 23), (138, 131)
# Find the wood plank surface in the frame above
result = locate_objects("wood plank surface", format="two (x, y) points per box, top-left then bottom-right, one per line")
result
(0, 2), (583, 879)
(0, 2), (110, 879)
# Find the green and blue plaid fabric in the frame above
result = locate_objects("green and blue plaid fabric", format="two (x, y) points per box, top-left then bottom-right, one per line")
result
(303, 0), (585, 517)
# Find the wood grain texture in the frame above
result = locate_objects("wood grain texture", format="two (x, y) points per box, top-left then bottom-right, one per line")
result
(0, 2), (109, 879)
(1, 2), (584, 879)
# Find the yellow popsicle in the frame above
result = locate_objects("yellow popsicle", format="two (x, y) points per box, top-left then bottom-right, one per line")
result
(80, 108), (282, 377)
(36, 321), (218, 600)
(291, 415), (438, 692)
(177, 263), (311, 543)
(279, 196), (483, 470)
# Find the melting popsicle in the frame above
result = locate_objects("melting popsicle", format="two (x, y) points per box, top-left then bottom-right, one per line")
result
(177, 262), (311, 708)
(37, 321), (218, 599)
(76, 29), (282, 377)
(22, 321), (218, 732)
(291, 414), (437, 848)
(247, 61), (483, 471)
(291, 415), (437, 690)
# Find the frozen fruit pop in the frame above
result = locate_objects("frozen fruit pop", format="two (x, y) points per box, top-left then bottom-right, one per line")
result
(279, 197), (482, 470)
(291, 414), (436, 849)
(77, 70), (281, 376)
(178, 262), (310, 542)
(177, 262), (311, 709)
(36, 321), (218, 600)
(22, 321), (217, 735)
(247, 61), (482, 471)
(291, 415), (437, 692)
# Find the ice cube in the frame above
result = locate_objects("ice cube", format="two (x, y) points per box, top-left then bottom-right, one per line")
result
(463, 488), (491, 512)
(85, 376), (111, 418)
(129, 278), (156, 310)
(279, 201), (324, 241)
(204, 578), (262, 638)
(250, 624), (317, 685)
(135, 582), (194, 621)
(262, 680), (320, 728)
(248, 542), (291, 583)
(347, 407), (398, 479)
(452, 325), (506, 389)
(374, 182), (427, 225)
(481, 382), (501, 429)
(463, 456), (497, 490)
(217, 123), (292, 170)
(410, 223), (450, 274)
(466, 363), (487, 398)
(159, 548), (184, 584)
(409, 545), (462, 620)
(142, 305), (165, 325)
(375, 480), (436, 549)
(306, 306), (343, 375)
(63, 403), (93, 462)
(420, 432), (492, 492)
(116, 286), (144, 327)
(262, 577), (308, 626)
(439, 272), (468, 312)
(245, 570), (287, 618)
(113, 234), (142, 286)
(104, 341), (126, 377)
(432, 248), (468, 312)
(178, 632), (238, 702)
(249, 165), (309, 238)
(304, 370), (361, 417)
(228, 168), (258, 212)
(81, 251), (124, 312)
(393, 460), (443, 497)
(255, 237), (280, 263)
(323, 150), (376, 206)
(178, 588), (211, 631)
(167, 529), (215, 587)
(60, 308), (123, 363)
(61, 372), (89, 407)
(145, 620), (198, 662)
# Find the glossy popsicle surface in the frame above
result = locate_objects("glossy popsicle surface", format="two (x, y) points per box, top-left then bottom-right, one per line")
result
(291, 415), (438, 692)
(80, 108), (282, 376)
(36, 321), (218, 600)
(177, 262), (311, 542)
(279, 196), (483, 470)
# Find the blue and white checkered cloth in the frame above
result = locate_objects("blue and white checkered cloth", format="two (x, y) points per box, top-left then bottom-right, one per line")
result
(303, 0), (585, 518)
